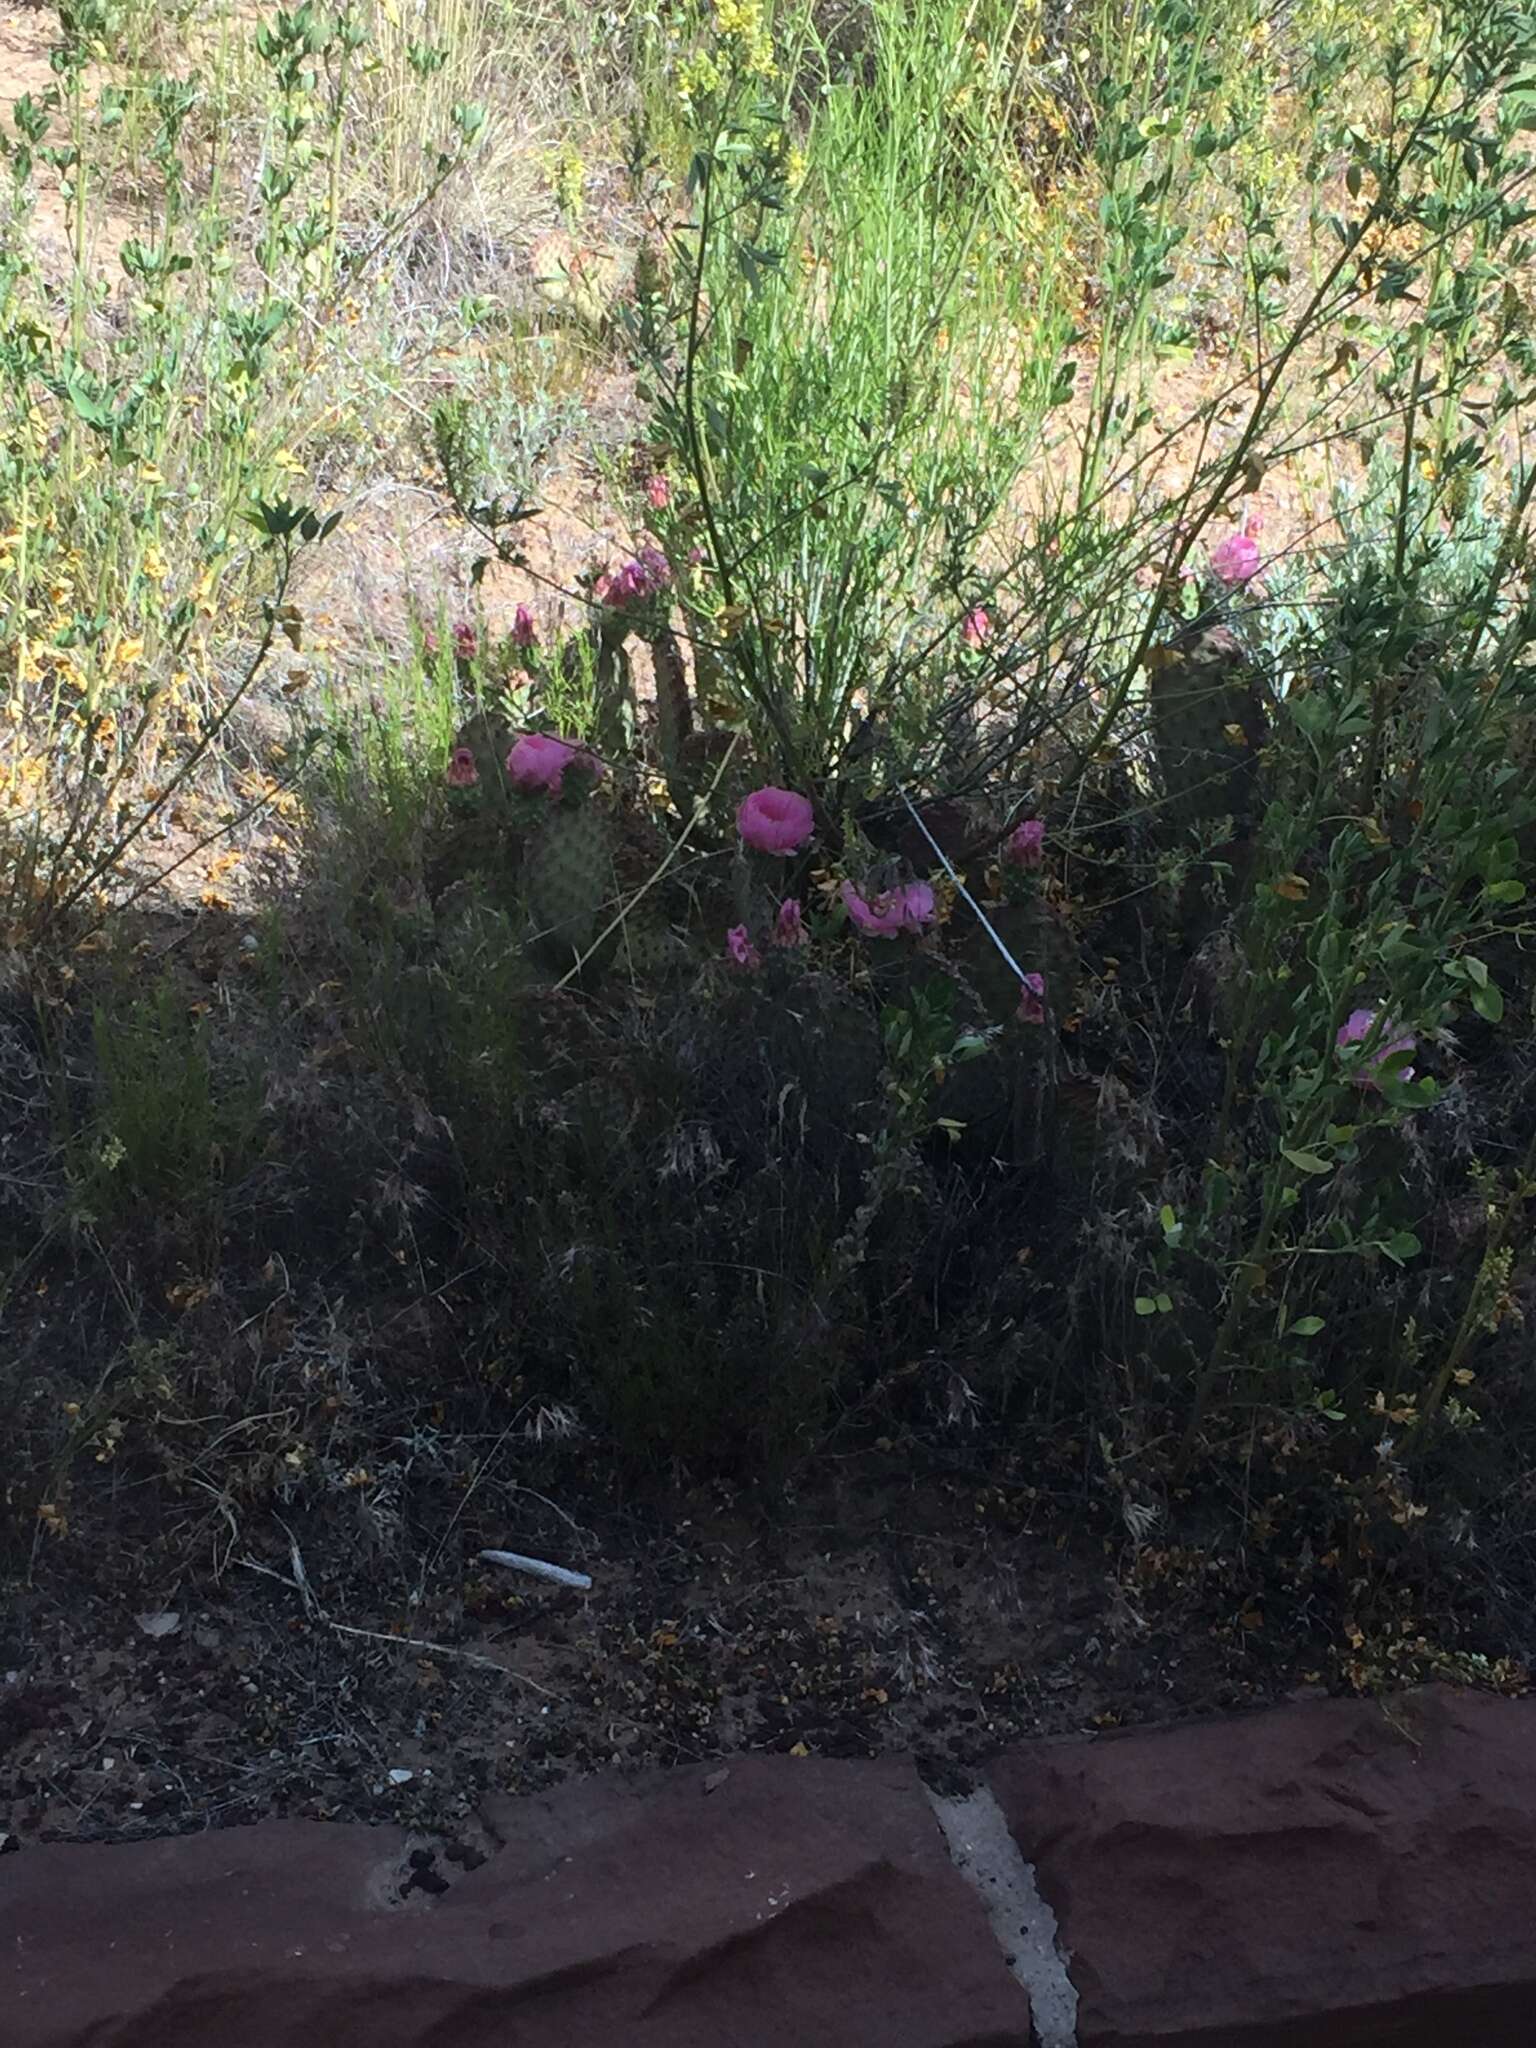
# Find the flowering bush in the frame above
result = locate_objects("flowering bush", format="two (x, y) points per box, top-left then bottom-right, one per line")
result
(14, 0), (1536, 1742)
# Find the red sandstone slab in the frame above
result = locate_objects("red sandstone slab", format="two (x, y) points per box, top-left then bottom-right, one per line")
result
(1, 1755), (1031, 2047)
(988, 1684), (1536, 2047)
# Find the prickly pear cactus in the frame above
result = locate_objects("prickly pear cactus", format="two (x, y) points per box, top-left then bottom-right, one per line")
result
(555, 624), (635, 763)
(1149, 624), (1266, 837)
(453, 707), (513, 794)
(652, 625), (695, 819)
(1150, 623), (1268, 943)
(429, 707), (518, 903)
(951, 891), (1077, 1024)
(613, 919), (690, 986)
(593, 621), (636, 760)
(525, 796), (611, 968)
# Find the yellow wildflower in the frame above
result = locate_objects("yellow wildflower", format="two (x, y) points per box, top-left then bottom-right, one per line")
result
(678, 48), (722, 108)
(715, 0), (774, 75)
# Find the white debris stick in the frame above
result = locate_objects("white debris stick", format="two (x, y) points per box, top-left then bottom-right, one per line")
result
(479, 1548), (592, 1591)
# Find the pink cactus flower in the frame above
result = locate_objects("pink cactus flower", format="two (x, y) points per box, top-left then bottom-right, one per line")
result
(1208, 516), (1263, 587)
(773, 897), (807, 947)
(961, 605), (992, 650)
(1017, 972), (1047, 1025)
(737, 786), (816, 855)
(505, 731), (602, 797)
(446, 745), (479, 788)
(840, 879), (936, 937)
(646, 473), (670, 511)
(897, 881), (937, 927)
(1335, 1007), (1416, 1088)
(725, 924), (761, 971)
(1004, 818), (1045, 869)
(511, 603), (536, 649)
(452, 621), (478, 661)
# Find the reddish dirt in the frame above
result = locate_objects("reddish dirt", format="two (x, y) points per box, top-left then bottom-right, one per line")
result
(1, 1458), (1302, 1850)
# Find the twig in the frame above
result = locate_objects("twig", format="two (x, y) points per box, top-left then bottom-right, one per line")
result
(275, 1514), (323, 1619)
(327, 1622), (559, 1696)
(236, 1539), (560, 1692)
(479, 1548), (593, 1591)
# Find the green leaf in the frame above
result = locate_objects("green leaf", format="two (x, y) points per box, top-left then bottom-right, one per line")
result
(452, 101), (486, 145)
(1472, 980), (1505, 1023)
(1133, 1296), (1157, 1317)
(1154, 1293), (1173, 1314)
(1484, 879), (1526, 903)
(1281, 1147), (1332, 1176)
(1463, 955), (1490, 989)
(1381, 1230), (1422, 1266)
(1291, 1315), (1326, 1337)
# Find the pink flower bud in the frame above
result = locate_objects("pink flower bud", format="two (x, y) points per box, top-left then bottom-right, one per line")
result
(773, 897), (807, 946)
(1335, 1008), (1416, 1088)
(1004, 818), (1045, 869)
(595, 545), (672, 609)
(1208, 530), (1262, 586)
(725, 924), (761, 971)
